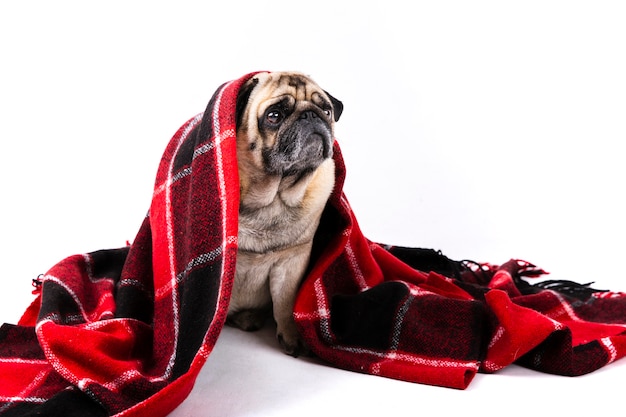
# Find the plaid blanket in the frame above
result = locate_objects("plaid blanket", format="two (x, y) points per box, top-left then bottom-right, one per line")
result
(2, 71), (626, 416)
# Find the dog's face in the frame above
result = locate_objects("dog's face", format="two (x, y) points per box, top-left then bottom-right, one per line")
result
(236, 72), (343, 178)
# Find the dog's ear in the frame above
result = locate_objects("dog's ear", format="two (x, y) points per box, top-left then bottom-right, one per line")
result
(324, 90), (343, 122)
(236, 77), (259, 128)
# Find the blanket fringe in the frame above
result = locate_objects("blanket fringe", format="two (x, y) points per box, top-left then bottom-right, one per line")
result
(381, 245), (609, 302)
(530, 279), (609, 301)
(31, 274), (43, 295)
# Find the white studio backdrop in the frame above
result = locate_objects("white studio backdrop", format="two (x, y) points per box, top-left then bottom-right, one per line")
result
(1, 0), (624, 326)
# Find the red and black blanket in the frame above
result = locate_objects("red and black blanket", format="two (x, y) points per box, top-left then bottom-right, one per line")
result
(2, 71), (626, 416)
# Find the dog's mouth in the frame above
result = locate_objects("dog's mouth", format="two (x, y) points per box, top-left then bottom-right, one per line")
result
(263, 113), (333, 176)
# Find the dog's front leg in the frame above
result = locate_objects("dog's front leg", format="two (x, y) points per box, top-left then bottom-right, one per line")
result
(269, 244), (311, 357)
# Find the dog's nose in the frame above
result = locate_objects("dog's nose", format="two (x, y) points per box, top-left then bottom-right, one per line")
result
(299, 111), (318, 120)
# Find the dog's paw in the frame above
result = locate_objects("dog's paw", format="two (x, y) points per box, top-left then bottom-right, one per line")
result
(226, 308), (269, 332)
(277, 327), (309, 357)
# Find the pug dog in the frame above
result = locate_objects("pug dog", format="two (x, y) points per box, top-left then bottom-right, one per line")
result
(227, 72), (343, 356)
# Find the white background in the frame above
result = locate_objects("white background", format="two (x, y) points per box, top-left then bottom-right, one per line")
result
(1, 1), (625, 415)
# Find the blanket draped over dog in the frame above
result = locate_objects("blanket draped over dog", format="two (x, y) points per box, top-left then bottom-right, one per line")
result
(2, 72), (626, 416)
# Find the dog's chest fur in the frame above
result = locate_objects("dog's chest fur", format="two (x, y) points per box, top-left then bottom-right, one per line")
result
(229, 159), (335, 313)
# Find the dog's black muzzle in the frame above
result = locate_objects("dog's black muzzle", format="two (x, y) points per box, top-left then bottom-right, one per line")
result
(264, 110), (333, 176)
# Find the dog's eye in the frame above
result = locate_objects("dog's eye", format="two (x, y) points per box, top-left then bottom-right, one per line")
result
(265, 110), (283, 125)
(323, 109), (332, 118)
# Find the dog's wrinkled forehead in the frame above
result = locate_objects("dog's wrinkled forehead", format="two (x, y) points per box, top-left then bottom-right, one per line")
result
(236, 71), (342, 131)
(254, 72), (329, 109)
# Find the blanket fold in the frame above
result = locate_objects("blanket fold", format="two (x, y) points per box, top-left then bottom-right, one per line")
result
(2, 71), (626, 416)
